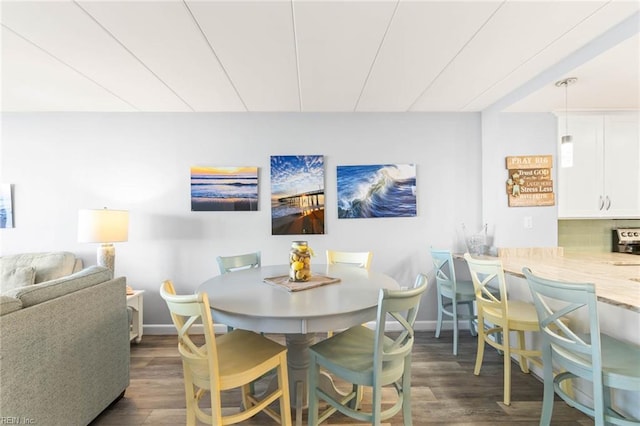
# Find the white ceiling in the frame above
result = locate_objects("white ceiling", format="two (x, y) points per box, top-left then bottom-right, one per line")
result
(1, 0), (638, 113)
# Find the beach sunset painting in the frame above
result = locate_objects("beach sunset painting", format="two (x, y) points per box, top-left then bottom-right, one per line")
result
(337, 164), (417, 219)
(271, 155), (325, 235)
(191, 166), (258, 211)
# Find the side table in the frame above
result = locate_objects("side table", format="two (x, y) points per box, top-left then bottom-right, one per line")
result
(126, 290), (144, 344)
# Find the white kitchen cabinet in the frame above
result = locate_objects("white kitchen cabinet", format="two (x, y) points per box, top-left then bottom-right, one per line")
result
(557, 112), (640, 218)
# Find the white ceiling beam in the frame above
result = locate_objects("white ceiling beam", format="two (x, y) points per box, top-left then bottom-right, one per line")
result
(411, 1), (612, 111)
(487, 10), (640, 113)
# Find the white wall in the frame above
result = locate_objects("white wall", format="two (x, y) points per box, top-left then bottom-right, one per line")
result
(481, 111), (559, 247)
(1, 112), (487, 327)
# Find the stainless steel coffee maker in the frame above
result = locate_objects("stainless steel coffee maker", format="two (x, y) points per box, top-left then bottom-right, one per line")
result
(612, 228), (640, 255)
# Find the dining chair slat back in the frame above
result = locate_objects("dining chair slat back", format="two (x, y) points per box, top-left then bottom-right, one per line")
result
(216, 251), (261, 333)
(216, 251), (261, 274)
(325, 250), (374, 338)
(326, 250), (372, 269)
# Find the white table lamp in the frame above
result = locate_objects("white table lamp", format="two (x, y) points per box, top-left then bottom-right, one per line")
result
(78, 208), (129, 273)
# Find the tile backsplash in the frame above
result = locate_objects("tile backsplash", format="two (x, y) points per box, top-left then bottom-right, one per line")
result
(558, 219), (640, 252)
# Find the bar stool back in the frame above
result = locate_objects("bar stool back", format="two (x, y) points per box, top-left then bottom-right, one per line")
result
(430, 248), (477, 355)
(523, 268), (640, 425)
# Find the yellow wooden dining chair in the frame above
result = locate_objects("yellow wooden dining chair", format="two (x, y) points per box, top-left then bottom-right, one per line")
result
(325, 249), (373, 338)
(463, 253), (541, 406)
(326, 250), (372, 269)
(159, 280), (292, 426)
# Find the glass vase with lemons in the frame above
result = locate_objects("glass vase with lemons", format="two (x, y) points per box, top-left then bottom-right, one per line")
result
(289, 241), (313, 282)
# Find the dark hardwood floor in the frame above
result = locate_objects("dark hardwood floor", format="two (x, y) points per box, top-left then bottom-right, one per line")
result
(91, 331), (592, 425)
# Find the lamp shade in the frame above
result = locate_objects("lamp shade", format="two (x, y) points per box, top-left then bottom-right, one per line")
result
(78, 209), (129, 243)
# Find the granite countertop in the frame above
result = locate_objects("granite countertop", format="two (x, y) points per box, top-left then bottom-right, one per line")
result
(459, 249), (640, 313)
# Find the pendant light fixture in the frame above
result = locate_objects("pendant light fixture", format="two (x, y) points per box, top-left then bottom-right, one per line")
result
(555, 77), (577, 168)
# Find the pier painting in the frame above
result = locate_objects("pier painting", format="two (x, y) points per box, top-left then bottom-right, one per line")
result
(337, 164), (417, 219)
(271, 155), (325, 235)
(191, 166), (258, 211)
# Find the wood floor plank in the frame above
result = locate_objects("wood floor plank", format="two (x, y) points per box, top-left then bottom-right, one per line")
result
(91, 332), (593, 425)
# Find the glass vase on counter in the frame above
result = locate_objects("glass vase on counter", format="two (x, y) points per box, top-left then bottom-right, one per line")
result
(289, 241), (312, 282)
(462, 223), (492, 256)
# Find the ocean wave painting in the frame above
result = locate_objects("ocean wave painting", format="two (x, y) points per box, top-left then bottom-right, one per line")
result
(337, 164), (417, 219)
(0, 184), (14, 228)
(191, 166), (258, 211)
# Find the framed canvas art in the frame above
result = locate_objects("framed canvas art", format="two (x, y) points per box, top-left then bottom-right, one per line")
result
(271, 155), (325, 235)
(337, 164), (416, 219)
(191, 166), (258, 211)
(0, 184), (14, 228)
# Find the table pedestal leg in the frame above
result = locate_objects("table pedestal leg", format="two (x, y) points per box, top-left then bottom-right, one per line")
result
(284, 333), (353, 425)
(285, 333), (315, 407)
(285, 333), (313, 426)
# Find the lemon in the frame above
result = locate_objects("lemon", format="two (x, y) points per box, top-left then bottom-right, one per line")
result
(292, 261), (304, 271)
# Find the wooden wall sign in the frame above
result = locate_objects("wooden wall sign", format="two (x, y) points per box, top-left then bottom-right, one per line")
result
(505, 155), (555, 207)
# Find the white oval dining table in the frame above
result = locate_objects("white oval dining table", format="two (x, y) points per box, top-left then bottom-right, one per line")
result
(197, 264), (399, 423)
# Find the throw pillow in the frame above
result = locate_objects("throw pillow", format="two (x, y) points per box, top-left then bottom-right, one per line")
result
(0, 266), (36, 294)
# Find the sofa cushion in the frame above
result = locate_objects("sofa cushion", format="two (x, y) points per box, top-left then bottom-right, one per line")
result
(0, 265), (36, 293)
(7, 266), (113, 308)
(0, 295), (22, 315)
(0, 252), (77, 284)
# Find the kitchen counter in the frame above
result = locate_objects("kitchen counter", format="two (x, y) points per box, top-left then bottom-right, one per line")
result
(457, 250), (640, 312)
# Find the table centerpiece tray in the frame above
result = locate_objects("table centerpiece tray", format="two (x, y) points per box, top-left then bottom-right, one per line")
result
(264, 275), (340, 292)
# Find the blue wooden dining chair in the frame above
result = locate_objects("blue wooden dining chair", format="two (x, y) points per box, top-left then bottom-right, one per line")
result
(216, 251), (261, 275)
(216, 251), (261, 332)
(307, 274), (427, 426)
(430, 248), (477, 355)
(523, 268), (640, 426)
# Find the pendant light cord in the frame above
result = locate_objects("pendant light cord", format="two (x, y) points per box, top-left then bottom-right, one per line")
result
(564, 80), (569, 137)
(556, 77), (577, 143)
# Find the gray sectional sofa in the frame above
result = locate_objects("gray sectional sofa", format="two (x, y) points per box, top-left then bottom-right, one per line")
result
(0, 252), (130, 425)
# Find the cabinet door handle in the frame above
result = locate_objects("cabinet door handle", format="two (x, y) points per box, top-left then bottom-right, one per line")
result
(605, 196), (611, 210)
(598, 196), (604, 210)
